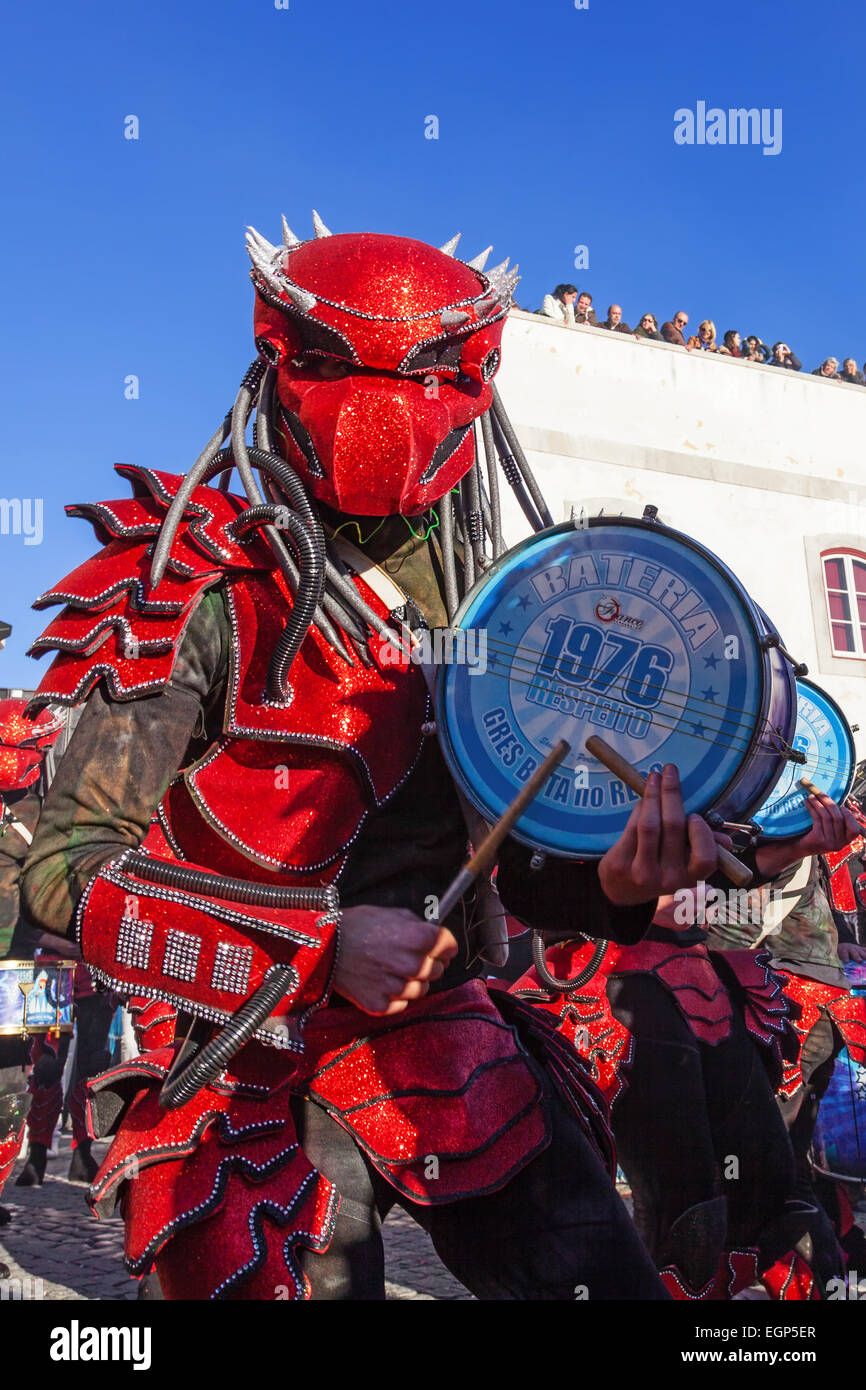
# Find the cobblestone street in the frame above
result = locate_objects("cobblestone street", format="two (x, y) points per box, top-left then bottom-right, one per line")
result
(2, 1134), (864, 1301)
(0, 1134), (472, 1301)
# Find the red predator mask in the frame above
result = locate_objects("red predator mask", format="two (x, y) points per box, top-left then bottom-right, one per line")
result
(0, 699), (63, 792)
(247, 218), (518, 516)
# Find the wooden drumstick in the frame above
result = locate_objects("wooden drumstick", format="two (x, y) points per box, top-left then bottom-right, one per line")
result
(584, 735), (753, 888)
(435, 739), (571, 923)
(799, 777), (822, 798)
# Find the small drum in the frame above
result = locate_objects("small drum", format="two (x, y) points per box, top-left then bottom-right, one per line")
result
(754, 678), (855, 839)
(437, 516), (800, 858)
(0, 959), (76, 1037)
(811, 962), (866, 1182)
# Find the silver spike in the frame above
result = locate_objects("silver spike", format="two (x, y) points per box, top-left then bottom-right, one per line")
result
(283, 283), (318, 313)
(246, 228), (317, 312)
(441, 309), (471, 328)
(246, 225), (279, 257)
(311, 210), (332, 238)
(246, 234), (282, 292)
(281, 215), (301, 248)
(485, 257), (510, 280)
(474, 297), (499, 319)
(466, 246), (493, 271)
(439, 234), (461, 256)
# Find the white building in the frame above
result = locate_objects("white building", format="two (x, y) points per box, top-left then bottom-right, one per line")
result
(496, 311), (866, 760)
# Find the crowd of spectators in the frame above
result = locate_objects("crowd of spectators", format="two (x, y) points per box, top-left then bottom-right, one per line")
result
(537, 284), (866, 385)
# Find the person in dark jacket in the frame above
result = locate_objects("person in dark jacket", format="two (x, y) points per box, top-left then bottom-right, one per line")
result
(767, 342), (802, 371)
(599, 305), (633, 334)
(839, 358), (865, 385)
(743, 335), (770, 362)
(634, 313), (663, 341)
(661, 312), (689, 346)
(574, 291), (598, 326)
(811, 357), (840, 380)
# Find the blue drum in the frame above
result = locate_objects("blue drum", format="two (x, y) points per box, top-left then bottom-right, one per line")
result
(754, 678), (855, 839)
(437, 516), (799, 858)
(811, 962), (866, 1182)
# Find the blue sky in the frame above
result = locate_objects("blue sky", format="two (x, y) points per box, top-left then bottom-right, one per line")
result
(1, 0), (863, 685)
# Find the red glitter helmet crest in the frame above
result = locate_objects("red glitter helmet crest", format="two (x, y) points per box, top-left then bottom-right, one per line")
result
(0, 699), (63, 792)
(247, 215), (518, 516)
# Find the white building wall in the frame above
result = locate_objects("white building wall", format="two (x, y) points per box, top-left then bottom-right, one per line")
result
(495, 311), (866, 758)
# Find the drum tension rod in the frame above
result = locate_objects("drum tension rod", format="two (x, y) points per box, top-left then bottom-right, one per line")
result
(704, 811), (763, 840)
(759, 632), (809, 678)
(773, 736), (808, 765)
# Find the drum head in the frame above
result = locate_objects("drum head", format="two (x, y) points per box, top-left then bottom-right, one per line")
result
(437, 518), (776, 858)
(755, 679), (855, 839)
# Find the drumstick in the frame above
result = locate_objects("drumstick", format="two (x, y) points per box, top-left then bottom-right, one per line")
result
(584, 735), (753, 888)
(799, 777), (822, 798)
(435, 739), (571, 923)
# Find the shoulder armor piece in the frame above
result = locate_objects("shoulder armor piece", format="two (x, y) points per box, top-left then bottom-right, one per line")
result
(28, 465), (273, 707)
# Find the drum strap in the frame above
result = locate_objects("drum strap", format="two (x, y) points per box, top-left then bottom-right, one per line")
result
(327, 534), (414, 620)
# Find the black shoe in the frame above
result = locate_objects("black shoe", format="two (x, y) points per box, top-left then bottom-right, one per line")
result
(68, 1141), (98, 1185)
(15, 1142), (47, 1186)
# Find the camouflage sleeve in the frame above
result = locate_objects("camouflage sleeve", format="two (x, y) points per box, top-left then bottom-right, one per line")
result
(0, 791), (42, 956)
(21, 587), (230, 939)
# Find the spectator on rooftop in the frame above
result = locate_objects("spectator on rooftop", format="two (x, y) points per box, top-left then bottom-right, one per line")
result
(811, 356), (840, 380)
(687, 320), (719, 352)
(767, 342), (802, 371)
(634, 313), (663, 341)
(599, 304), (633, 334)
(541, 283), (578, 325)
(839, 358), (865, 385)
(743, 335), (770, 362)
(574, 292), (598, 326)
(718, 330), (742, 357)
(661, 311), (689, 346)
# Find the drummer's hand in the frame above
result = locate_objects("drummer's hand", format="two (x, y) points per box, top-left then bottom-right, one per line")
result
(598, 765), (720, 907)
(334, 905), (458, 1016)
(755, 794), (862, 879)
(837, 942), (866, 964)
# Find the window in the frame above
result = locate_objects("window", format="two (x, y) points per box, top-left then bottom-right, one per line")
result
(822, 549), (866, 657)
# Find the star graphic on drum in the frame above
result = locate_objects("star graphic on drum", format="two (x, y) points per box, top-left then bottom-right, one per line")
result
(515, 593), (532, 611)
(701, 687), (719, 703)
(703, 653), (720, 668)
(692, 721), (708, 738)
(499, 621), (513, 636)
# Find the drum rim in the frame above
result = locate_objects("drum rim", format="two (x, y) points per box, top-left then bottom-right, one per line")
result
(437, 515), (786, 859)
(756, 676), (856, 839)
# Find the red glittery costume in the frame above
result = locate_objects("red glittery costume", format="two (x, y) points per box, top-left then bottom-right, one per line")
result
(781, 830), (866, 1102)
(22, 222), (666, 1299)
(511, 930), (807, 1298)
(0, 701), (64, 1197)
